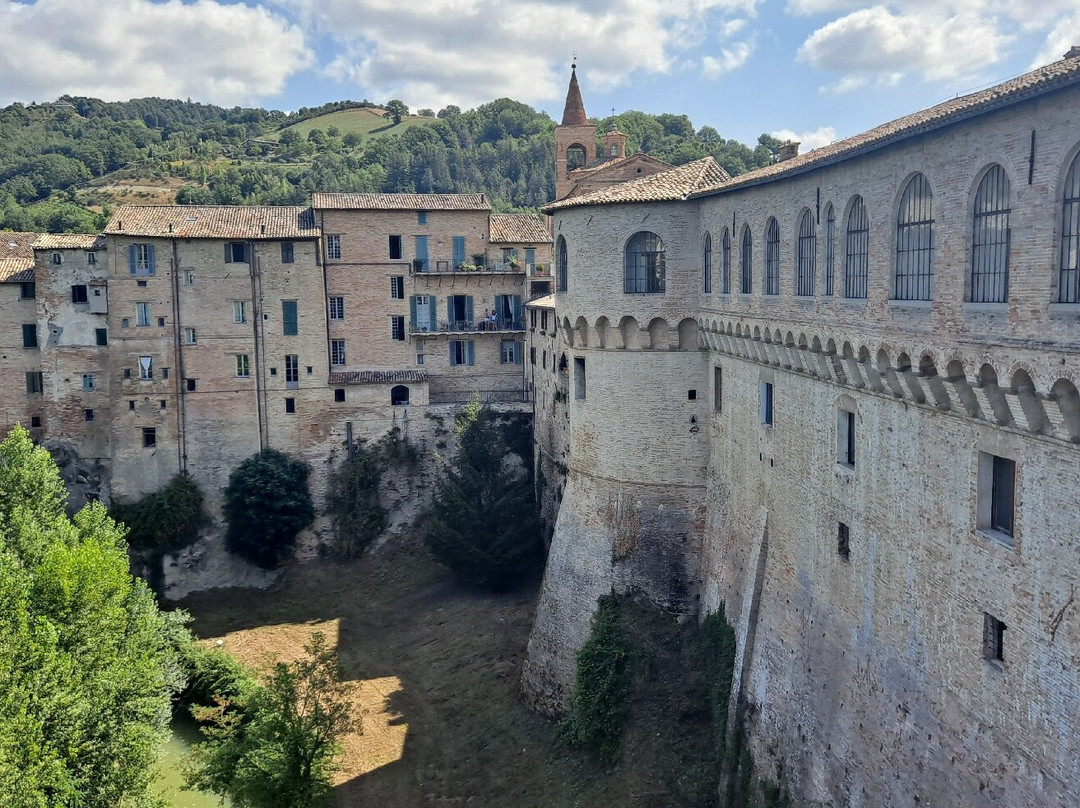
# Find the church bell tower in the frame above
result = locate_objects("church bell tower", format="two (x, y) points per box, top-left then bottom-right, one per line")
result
(554, 63), (596, 201)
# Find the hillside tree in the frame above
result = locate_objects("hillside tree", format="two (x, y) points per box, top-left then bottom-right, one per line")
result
(383, 99), (409, 125)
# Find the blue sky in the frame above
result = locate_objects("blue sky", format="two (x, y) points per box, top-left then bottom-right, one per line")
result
(1, 0), (1078, 150)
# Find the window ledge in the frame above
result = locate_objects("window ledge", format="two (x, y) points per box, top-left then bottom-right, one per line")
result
(888, 299), (932, 309)
(835, 462), (855, 473)
(976, 528), (1015, 550)
(836, 297), (868, 308)
(963, 302), (1008, 313)
(1048, 303), (1080, 317)
(793, 296), (815, 304)
(983, 658), (1005, 673)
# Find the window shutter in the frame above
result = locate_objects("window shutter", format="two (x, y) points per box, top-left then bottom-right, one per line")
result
(467, 341), (475, 366)
(465, 295), (473, 323)
(512, 295), (522, 323)
(453, 236), (466, 267)
(410, 295), (418, 328)
(129, 244), (137, 275)
(282, 301), (298, 335)
(449, 343), (456, 365)
(415, 235), (428, 261)
(525, 248), (535, 266)
(446, 297), (453, 321)
(428, 296), (436, 326)
(515, 340), (523, 364)
(147, 244), (156, 275)
(225, 244), (232, 263)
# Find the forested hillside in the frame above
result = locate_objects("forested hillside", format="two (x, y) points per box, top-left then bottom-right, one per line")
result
(0, 95), (783, 233)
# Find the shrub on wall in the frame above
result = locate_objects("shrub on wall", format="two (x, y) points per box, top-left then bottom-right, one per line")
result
(326, 444), (387, 560)
(223, 449), (314, 569)
(111, 473), (205, 555)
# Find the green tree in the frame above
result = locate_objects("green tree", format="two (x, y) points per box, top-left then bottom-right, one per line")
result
(383, 99), (409, 125)
(223, 449), (314, 569)
(185, 633), (357, 808)
(422, 401), (540, 589)
(325, 445), (387, 560)
(0, 426), (184, 807)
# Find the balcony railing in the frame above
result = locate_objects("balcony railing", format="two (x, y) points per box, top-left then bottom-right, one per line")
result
(527, 263), (550, 278)
(409, 318), (526, 335)
(410, 258), (525, 275)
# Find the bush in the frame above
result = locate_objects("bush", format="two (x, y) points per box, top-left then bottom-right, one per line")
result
(111, 473), (205, 555)
(422, 401), (541, 589)
(223, 449), (314, 569)
(178, 642), (258, 719)
(326, 445), (387, 560)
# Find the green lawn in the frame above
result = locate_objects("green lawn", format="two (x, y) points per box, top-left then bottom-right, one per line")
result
(276, 108), (437, 142)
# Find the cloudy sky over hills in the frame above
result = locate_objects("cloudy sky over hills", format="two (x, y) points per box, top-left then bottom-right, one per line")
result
(1, 0), (1078, 148)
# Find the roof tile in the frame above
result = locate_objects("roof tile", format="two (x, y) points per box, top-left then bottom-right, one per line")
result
(0, 232), (39, 282)
(104, 206), (318, 239)
(32, 234), (106, 250)
(543, 157), (729, 212)
(312, 193), (490, 211)
(329, 370), (429, 385)
(488, 214), (552, 244)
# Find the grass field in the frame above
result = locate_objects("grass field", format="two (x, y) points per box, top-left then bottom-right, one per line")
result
(277, 108), (437, 142)
(178, 536), (721, 808)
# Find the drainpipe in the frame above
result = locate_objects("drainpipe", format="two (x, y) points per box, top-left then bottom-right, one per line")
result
(318, 211), (331, 380)
(249, 241), (267, 450)
(170, 239), (188, 474)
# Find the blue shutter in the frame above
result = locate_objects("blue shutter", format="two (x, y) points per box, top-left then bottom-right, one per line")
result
(428, 297), (436, 328)
(410, 296), (418, 328)
(512, 295), (522, 326)
(466, 341), (475, 366)
(415, 236), (428, 271)
(146, 244), (156, 275)
(525, 248), (535, 266)
(225, 244), (232, 263)
(452, 236), (466, 267)
(449, 342), (457, 366)
(465, 295), (473, 324)
(446, 297), (453, 323)
(282, 300), (298, 335)
(128, 244), (137, 275)
(515, 340), (523, 364)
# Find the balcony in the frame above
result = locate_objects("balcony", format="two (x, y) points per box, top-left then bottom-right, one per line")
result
(527, 262), (550, 278)
(409, 318), (526, 336)
(410, 258), (525, 275)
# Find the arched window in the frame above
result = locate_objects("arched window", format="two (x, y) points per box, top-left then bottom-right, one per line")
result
(624, 231), (665, 293)
(703, 232), (712, 293)
(894, 173), (934, 300)
(796, 210), (816, 296)
(764, 218), (780, 295)
(566, 144), (586, 174)
(721, 228), (731, 294)
(845, 195), (869, 299)
(823, 204), (835, 296)
(971, 165), (1011, 303)
(391, 385), (410, 405)
(1058, 152), (1080, 302)
(740, 226), (753, 294)
(556, 235), (568, 292)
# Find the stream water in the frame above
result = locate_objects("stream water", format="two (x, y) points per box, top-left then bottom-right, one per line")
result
(150, 718), (229, 808)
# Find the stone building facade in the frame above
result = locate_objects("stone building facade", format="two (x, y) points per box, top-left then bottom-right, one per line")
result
(525, 53), (1080, 806)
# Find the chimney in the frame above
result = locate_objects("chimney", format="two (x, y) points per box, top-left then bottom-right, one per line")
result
(1065, 45), (1080, 60)
(778, 141), (800, 162)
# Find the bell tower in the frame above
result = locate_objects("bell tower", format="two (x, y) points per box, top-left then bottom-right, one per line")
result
(554, 63), (596, 201)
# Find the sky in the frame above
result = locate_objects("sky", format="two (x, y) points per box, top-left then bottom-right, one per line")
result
(1, 0), (1078, 150)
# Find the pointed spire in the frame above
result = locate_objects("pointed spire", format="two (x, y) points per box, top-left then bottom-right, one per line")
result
(561, 65), (588, 127)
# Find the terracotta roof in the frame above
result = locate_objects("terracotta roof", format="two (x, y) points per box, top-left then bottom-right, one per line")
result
(33, 234), (106, 250)
(0, 232), (38, 282)
(570, 152), (672, 179)
(561, 68), (588, 127)
(312, 193), (490, 211)
(489, 214), (551, 244)
(543, 157), (729, 212)
(526, 293), (556, 309)
(329, 370), (429, 385)
(104, 206), (318, 239)
(693, 51), (1080, 197)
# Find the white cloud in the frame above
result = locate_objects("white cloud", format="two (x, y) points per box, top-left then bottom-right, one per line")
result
(284, 0), (761, 110)
(702, 41), (755, 78)
(0, 0), (311, 106)
(1032, 11), (1080, 67)
(770, 126), (836, 151)
(817, 75), (868, 94)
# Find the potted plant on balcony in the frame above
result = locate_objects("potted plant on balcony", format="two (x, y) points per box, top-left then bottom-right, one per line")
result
(472, 253), (486, 269)
(534, 262), (547, 276)
(412, 258), (426, 272)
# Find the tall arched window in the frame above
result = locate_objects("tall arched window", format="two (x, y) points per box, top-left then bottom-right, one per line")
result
(845, 195), (869, 299)
(1058, 152), (1080, 302)
(895, 173), (934, 300)
(556, 235), (568, 292)
(703, 232), (712, 293)
(764, 218), (780, 295)
(624, 231), (665, 293)
(721, 228), (731, 294)
(740, 226), (753, 294)
(823, 204), (835, 296)
(971, 164), (1011, 303)
(796, 209), (816, 296)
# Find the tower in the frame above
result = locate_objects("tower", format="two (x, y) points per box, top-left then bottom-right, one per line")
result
(601, 120), (627, 161)
(554, 64), (596, 201)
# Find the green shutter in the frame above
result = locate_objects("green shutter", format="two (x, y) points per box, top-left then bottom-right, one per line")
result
(515, 340), (523, 364)
(512, 295), (522, 325)
(525, 248), (535, 266)
(465, 295), (473, 324)
(282, 300), (298, 335)
(128, 244), (137, 275)
(146, 244), (156, 275)
(466, 341), (475, 366)
(415, 235), (428, 269)
(446, 297), (453, 322)
(452, 236), (466, 267)
(449, 342), (457, 366)
(410, 296), (418, 328)
(428, 296), (436, 327)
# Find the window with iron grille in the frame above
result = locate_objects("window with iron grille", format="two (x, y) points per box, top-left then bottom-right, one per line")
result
(721, 228), (731, 294)
(845, 195), (869, 298)
(983, 613), (1005, 665)
(796, 210), (816, 296)
(556, 236), (568, 292)
(325, 234), (342, 260)
(624, 231), (665, 294)
(391, 316), (405, 341)
(1061, 152), (1080, 302)
(894, 173), (934, 300)
(390, 276), (404, 299)
(329, 296), (344, 320)
(740, 226), (753, 294)
(703, 232), (712, 293)
(971, 165), (1011, 303)
(331, 340), (346, 366)
(764, 218), (780, 295)
(824, 205), (835, 296)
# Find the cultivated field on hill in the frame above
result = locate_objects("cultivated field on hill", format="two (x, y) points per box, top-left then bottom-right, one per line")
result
(276, 108), (437, 142)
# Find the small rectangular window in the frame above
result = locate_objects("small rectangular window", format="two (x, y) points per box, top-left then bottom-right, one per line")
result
(687, 390), (697, 401)
(86, 251), (96, 265)
(417, 211), (427, 225)
(837, 522), (850, 561)
(977, 452), (1016, 543)
(285, 397), (296, 413)
(236, 354), (250, 378)
(51, 252), (62, 265)
(285, 354), (299, 388)
(128, 400), (135, 410)
(759, 381), (774, 426)
(157, 317), (166, 328)
(121, 318), (129, 329)
(391, 316), (405, 341)
(82, 374), (95, 392)
(71, 284), (88, 304)
(282, 300), (298, 335)
(530, 346), (536, 365)
(329, 296), (344, 320)
(95, 328), (107, 346)
(183, 269), (195, 286)
(183, 327), (197, 345)
(837, 409), (855, 467)
(186, 378), (197, 392)
(983, 613), (1006, 665)
(25, 371), (43, 394)
(714, 367), (722, 413)
(84, 408), (94, 421)
(326, 234), (342, 260)
(233, 300), (247, 324)
(331, 339), (346, 366)
(160, 400), (167, 409)
(139, 356), (153, 380)
(19, 281), (35, 299)
(390, 276), (404, 299)
(30, 415), (41, 428)
(281, 242), (294, 263)
(162, 367), (169, 380)
(225, 242), (249, 263)
(123, 368), (131, 379)
(574, 357), (586, 400)
(334, 388), (346, 402)
(500, 340), (519, 364)
(142, 427), (156, 447)
(22, 324), (37, 348)
(136, 302), (151, 327)
(389, 235), (402, 260)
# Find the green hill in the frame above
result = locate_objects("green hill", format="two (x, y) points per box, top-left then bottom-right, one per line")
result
(278, 107), (437, 143)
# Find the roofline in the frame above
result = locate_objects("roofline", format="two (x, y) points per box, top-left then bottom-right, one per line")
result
(691, 62), (1080, 200)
